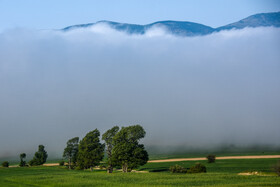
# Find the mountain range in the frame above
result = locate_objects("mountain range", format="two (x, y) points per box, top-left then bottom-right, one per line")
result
(63, 12), (280, 36)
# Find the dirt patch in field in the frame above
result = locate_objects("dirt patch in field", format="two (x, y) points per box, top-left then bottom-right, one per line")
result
(43, 163), (59, 166)
(238, 171), (273, 176)
(148, 155), (280, 163)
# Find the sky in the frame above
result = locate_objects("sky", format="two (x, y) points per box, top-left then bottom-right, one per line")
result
(0, 0), (280, 31)
(0, 1), (280, 158)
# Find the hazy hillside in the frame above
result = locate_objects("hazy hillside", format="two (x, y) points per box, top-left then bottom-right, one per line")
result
(63, 11), (280, 36)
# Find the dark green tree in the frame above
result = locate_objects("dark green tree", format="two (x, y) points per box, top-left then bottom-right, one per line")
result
(63, 137), (79, 169)
(102, 126), (119, 173)
(206, 154), (216, 163)
(29, 145), (48, 166)
(2, 161), (9, 167)
(19, 153), (26, 167)
(112, 125), (149, 172)
(77, 129), (105, 171)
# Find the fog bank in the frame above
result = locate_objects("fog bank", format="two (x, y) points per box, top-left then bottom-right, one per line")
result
(0, 25), (280, 158)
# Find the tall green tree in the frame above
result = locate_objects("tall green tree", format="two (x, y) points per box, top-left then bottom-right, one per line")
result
(77, 129), (104, 171)
(63, 137), (79, 169)
(102, 126), (119, 173)
(29, 145), (48, 166)
(112, 125), (149, 172)
(19, 153), (26, 167)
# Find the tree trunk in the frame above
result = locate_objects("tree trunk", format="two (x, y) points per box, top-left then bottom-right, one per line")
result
(68, 158), (71, 170)
(122, 163), (128, 173)
(107, 165), (113, 173)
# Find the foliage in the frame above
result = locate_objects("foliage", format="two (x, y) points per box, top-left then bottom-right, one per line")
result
(59, 160), (65, 166)
(169, 164), (187, 173)
(19, 153), (27, 167)
(273, 160), (280, 176)
(102, 126), (119, 173)
(1, 161), (9, 167)
(99, 164), (107, 169)
(63, 137), (79, 169)
(206, 154), (216, 163)
(29, 145), (48, 166)
(188, 163), (207, 173)
(77, 129), (105, 170)
(112, 125), (149, 172)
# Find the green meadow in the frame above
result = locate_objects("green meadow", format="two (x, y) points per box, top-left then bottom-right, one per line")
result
(1, 158), (279, 186)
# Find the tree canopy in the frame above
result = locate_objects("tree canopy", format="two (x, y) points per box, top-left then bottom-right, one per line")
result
(29, 145), (48, 166)
(102, 126), (119, 173)
(19, 153), (27, 167)
(112, 125), (148, 172)
(77, 129), (105, 170)
(63, 137), (79, 169)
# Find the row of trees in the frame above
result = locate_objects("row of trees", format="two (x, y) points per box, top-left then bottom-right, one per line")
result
(63, 125), (149, 173)
(16, 145), (48, 167)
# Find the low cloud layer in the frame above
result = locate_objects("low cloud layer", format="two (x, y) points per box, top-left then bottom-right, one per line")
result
(0, 25), (280, 158)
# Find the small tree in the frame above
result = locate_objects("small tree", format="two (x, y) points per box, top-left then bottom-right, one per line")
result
(63, 137), (79, 169)
(19, 153), (27, 167)
(2, 161), (9, 167)
(206, 154), (216, 163)
(29, 145), (48, 166)
(102, 126), (119, 173)
(112, 125), (149, 172)
(77, 129), (105, 171)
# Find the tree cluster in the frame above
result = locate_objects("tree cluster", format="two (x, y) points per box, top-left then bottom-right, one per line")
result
(29, 145), (48, 166)
(63, 125), (149, 173)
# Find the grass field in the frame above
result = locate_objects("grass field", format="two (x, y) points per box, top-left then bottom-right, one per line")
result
(148, 151), (280, 160)
(1, 158), (279, 186)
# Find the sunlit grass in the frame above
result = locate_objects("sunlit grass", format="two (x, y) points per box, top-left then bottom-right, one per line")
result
(1, 158), (279, 186)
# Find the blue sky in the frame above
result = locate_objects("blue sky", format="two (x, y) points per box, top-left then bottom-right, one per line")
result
(0, 0), (279, 31)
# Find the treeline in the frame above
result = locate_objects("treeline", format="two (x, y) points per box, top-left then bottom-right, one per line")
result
(9, 124), (148, 173)
(65, 124), (149, 173)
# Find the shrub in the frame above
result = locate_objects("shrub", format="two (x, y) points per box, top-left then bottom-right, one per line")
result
(188, 163), (206, 173)
(273, 160), (280, 176)
(59, 160), (65, 166)
(2, 161), (9, 167)
(169, 164), (187, 173)
(206, 154), (216, 163)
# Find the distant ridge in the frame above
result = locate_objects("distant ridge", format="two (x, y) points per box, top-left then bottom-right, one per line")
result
(63, 12), (280, 36)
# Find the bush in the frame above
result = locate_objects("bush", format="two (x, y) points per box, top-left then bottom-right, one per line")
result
(206, 154), (216, 163)
(2, 161), (9, 167)
(273, 160), (280, 176)
(169, 165), (187, 173)
(59, 160), (65, 166)
(188, 163), (206, 173)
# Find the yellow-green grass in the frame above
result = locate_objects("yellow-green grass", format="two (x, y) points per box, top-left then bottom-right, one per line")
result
(0, 158), (279, 186)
